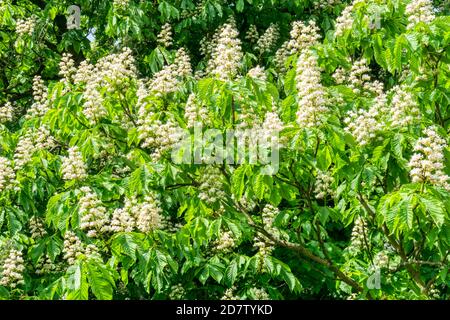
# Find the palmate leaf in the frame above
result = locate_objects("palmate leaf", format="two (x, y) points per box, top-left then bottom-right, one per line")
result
(86, 259), (116, 300)
(420, 194), (445, 227)
(65, 263), (89, 300)
(111, 232), (140, 260)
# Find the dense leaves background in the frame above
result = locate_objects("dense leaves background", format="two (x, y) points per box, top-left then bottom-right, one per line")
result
(0, 0), (449, 300)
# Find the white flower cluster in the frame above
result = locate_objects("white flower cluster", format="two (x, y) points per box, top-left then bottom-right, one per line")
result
(261, 111), (284, 148)
(389, 85), (420, 128)
(261, 204), (280, 238)
(110, 196), (137, 233)
(0, 248), (25, 288)
(29, 216), (46, 239)
(247, 66), (267, 82)
(344, 93), (388, 146)
(73, 60), (94, 84)
(199, 36), (214, 57)
(35, 255), (59, 275)
(110, 194), (163, 233)
(207, 20), (243, 81)
(274, 20), (320, 72)
(295, 51), (328, 128)
(26, 76), (49, 119)
(113, 0), (130, 9)
(373, 251), (389, 269)
(79, 187), (109, 237)
(61, 146), (88, 180)
(245, 24), (259, 43)
(157, 23), (173, 47)
(148, 65), (179, 96)
(250, 287), (270, 300)
(174, 48), (192, 78)
(0, 157), (16, 192)
(213, 231), (236, 253)
(14, 126), (55, 170)
(348, 59), (383, 96)
(62, 231), (85, 265)
(59, 53), (76, 83)
(333, 59), (383, 96)
(348, 217), (366, 253)
(198, 167), (226, 205)
(405, 0), (435, 30)
(148, 48), (192, 97)
(75, 48), (136, 124)
(185, 93), (209, 128)
(138, 115), (183, 160)
(313, 0), (341, 10)
(428, 283), (441, 300)
(221, 286), (240, 300)
(255, 23), (279, 54)
(335, 0), (364, 36)
(0, 101), (13, 123)
(314, 170), (335, 199)
(136, 194), (163, 233)
(16, 16), (36, 36)
(409, 126), (450, 190)
(287, 20), (321, 54)
(254, 235), (274, 272)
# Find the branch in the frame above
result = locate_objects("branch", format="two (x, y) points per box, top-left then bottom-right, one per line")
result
(237, 204), (364, 293)
(357, 193), (427, 291)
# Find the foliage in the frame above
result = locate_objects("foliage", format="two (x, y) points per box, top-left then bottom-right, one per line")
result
(0, 0), (449, 300)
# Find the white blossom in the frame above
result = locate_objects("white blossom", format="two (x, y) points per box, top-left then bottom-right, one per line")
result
(245, 24), (259, 43)
(59, 53), (76, 83)
(14, 126), (55, 170)
(29, 216), (46, 239)
(110, 197), (137, 233)
(135, 193), (163, 233)
(198, 167), (225, 205)
(274, 20), (321, 72)
(344, 93), (388, 146)
(213, 231), (236, 253)
(0, 248), (25, 288)
(389, 85), (420, 128)
(335, 0), (364, 36)
(207, 20), (243, 81)
(79, 187), (109, 238)
(26, 76), (49, 119)
(174, 48), (192, 77)
(255, 23), (279, 54)
(184, 93), (209, 128)
(61, 146), (88, 180)
(0, 102), (13, 123)
(77, 48), (136, 124)
(295, 51), (328, 128)
(113, 0), (130, 9)
(0, 157), (16, 192)
(16, 16), (36, 36)
(62, 231), (85, 265)
(287, 20), (321, 54)
(406, 0), (435, 30)
(221, 286), (241, 300)
(408, 126), (450, 190)
(314, 170), (335, 199)
(251, 287), (270, 300)
(157, 23), (173, 47)
(247, 66), (267, 82)
(348, 217), (367, 253)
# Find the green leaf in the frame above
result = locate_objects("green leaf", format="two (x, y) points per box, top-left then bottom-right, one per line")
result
(86, 260), (115, 300)
(236, 0), (244, 12)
